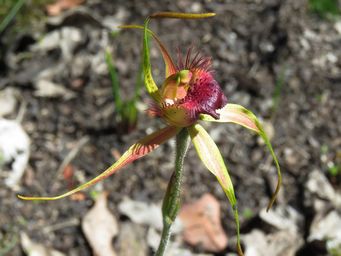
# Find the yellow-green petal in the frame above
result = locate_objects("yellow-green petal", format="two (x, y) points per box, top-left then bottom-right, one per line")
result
(200, 103), (282, 211)
(18, 126), (179, 201)
(188, 123), (243, 256)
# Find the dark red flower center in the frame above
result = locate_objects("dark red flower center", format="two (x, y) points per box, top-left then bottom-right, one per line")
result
(151, 49), (227, 127)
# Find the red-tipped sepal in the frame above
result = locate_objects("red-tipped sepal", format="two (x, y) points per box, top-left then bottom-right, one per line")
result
(18, 126), (179, 201)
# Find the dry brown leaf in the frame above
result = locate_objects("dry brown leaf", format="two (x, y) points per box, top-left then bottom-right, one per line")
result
(82, 192), (118, 256)
(179, 193), (228, 252)
(70, 192), (86, 201)
(46, 0), (85, 16)
(63, 164), (74, 180)
(21, 232), (65, 256)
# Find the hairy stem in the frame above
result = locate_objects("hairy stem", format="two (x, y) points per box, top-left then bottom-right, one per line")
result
(156, 129), (190, 256)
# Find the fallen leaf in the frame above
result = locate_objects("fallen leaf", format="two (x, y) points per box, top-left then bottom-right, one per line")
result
(82, 192), (118, 256)
(118, 197), (163, 231)
(305, 169), (341, 210)
(32, 27), (83, 60)
(0, 88), (17, 117)
(242, 229), (303, 256)
(165, 246), (213, 256)
(34, 79), (75, 99)
(0, 119), (30, 189)
(46, 0), (85, 16)
(21, 232), (65, 256)
(146, 228), (160, 251)
(259, 205), (303, 233)
(308, 210), (341, 251)
(179, 193), (228, 252)
(116, 223), (148, 256)
(147, 228), (213, 256)
(118, 197), (182, 233)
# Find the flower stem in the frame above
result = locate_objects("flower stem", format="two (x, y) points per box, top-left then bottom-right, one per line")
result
(156, 128), (190, 256)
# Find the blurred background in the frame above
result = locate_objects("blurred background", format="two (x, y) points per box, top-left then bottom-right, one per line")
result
(0, 0), (340, 255)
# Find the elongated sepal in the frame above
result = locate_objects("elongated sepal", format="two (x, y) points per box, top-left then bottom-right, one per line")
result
(142, 18), (162, 102)
(18, 126), (179, 201)
(188, 123), (243, 256)
(119, 24), (177, 78)
(200, 103), (282, 211)
(124, 11), (216, 102)
(150, 12), (216, 19)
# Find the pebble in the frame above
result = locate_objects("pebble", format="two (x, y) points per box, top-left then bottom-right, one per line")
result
(0, 88), (17, 117)
(308, 210), (341, 254)
(116, 223), (147, 256)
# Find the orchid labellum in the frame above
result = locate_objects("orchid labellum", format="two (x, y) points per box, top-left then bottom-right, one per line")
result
(19, 12), (281, 256)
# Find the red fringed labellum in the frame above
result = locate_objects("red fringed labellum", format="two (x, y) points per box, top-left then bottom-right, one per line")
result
(151, 50), (227, 127)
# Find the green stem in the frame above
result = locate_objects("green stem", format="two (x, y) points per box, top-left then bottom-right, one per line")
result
(105, 49), (122, 112)
(156, 129), (190, 256)
(0, 0), (25, 34)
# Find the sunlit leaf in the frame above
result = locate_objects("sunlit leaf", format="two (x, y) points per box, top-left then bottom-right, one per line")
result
(188, 123), (243, 256)
(18, 126), (179, 201)
(201, 103), (282, 211)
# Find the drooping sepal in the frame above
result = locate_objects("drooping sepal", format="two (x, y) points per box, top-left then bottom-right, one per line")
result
(131, 11), (216, 103)
(188, 123), (243, 256)
(143, 18), (162, 102)
(119, 24), (177, 78)
(200, 103), (282, 211)
(18, 126), (179, 201)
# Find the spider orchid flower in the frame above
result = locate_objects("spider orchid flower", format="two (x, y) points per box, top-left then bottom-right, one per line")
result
(18, 12), (281, 256)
